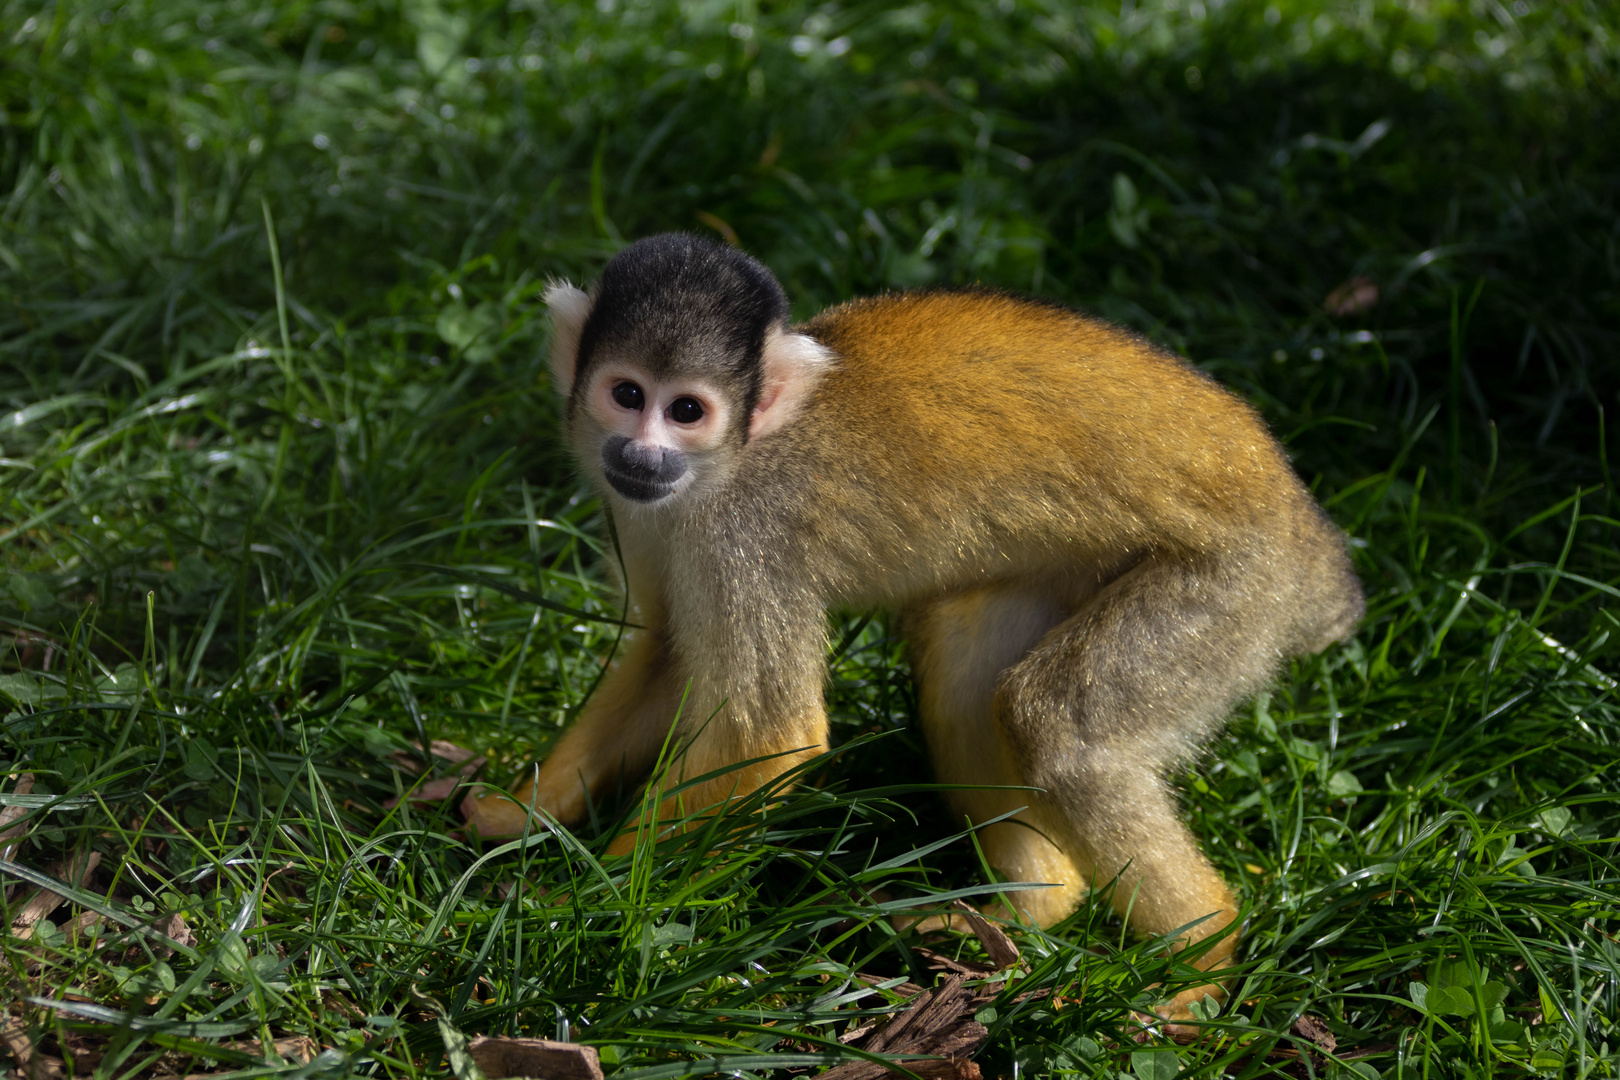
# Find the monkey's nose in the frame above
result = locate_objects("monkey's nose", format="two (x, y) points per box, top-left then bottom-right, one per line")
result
(617, 440), (670, 473)
(602, 435), (688, 502)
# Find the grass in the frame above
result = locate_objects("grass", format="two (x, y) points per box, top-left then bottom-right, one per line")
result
(1, 0), (1618, 1077)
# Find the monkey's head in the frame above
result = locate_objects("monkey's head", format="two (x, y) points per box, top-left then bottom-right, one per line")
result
(545, 233), (832, 507)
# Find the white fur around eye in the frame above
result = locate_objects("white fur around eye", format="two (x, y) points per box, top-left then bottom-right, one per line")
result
(544, 281), (593, 394)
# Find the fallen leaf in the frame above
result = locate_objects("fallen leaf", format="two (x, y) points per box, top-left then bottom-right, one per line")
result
(384, 773), (481, 808)
(389, 740), (484, 773)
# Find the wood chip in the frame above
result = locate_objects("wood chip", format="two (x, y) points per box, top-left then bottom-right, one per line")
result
(948, 900), (1020, 970)
(62, 910), (104, 938)
(0, 773), (35, 867)
(1, 1012), (35, 1069)
(11, 851), (101, 938)
(26, 1054), (66, 1080)
(178, 1036), (319, 1079)
(821, 973), (989, 1080)
(247, 1035), (318, 1065)
(466, 1036), (604, 1080)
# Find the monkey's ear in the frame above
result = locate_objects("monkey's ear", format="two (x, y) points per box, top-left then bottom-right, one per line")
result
(751, 328), (834, 440)
(543, 281), (593, 394)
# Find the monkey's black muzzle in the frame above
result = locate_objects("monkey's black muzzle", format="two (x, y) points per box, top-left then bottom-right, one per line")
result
(602, 436), (687, 503)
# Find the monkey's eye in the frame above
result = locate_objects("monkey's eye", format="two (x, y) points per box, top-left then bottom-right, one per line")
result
(668, 397), (704, 424)
(611, 381), (645, 410)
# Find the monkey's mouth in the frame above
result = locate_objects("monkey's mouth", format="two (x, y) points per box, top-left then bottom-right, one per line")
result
(603, 467), (677, 503)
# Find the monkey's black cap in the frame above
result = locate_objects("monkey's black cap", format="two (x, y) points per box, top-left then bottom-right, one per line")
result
(575, 233), (788, 411)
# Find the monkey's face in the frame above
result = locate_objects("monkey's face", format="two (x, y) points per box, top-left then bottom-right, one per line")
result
(576, 361), (739, 506)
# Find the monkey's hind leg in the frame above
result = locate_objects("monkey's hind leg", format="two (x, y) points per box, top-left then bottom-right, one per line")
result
(995, 555), (1286, 1020)
(907, 584), (1090, 930)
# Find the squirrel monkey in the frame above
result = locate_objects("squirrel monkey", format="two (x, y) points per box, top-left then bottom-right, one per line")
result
(464, 233), (1363, 1015)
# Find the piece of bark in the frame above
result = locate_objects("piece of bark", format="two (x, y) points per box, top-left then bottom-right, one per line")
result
(1292, 1014), (1335, 1053)
(11, 851), (101, 938)
(61, 910), (104, 938)
(1288, 1013), (1338, 1072)
(822, 973), (989, 1080)
(948, 900), (1020, 970)
(466, 1036), (604, 1080)
(839, 1021), (881, 1046)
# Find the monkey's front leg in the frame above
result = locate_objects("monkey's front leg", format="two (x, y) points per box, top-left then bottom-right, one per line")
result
(601, 713), (830, 856)
(602, 607), (833, 856)
(462, 625), (682, 837)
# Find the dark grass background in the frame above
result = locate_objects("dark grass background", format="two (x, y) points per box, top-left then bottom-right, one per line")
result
(2, 1), (1618, 1078)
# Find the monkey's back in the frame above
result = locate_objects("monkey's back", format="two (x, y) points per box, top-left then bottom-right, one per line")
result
(758, 290), (1360, 646)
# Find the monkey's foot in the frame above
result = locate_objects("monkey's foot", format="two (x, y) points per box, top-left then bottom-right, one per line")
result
(459, 786), (545, 839)
(1136, 981), (1227, 1042)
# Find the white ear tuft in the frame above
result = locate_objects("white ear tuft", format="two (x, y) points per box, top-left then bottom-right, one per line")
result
(750, 328), (835, 441)
(544, 281), (593, 394)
